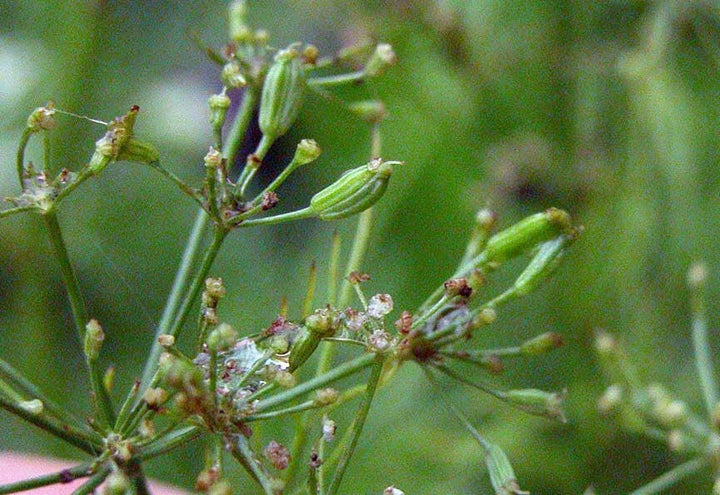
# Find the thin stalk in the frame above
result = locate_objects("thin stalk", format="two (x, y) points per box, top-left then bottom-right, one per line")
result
(114, 380), (140, 432)
(136, 426), (202, 460)
(327, 231), (341, 306)
(689, 268), (717, 417)
(237, 134), (274, 198)
(16, 128), (32, 186)
(628, 457), (708, 495)
(42, 210), (115, 427)
(43, 131), (53, 177)
(0, 461), (94, 494)
(0, 204), (39, 219)
(209, 349), (219, 409)
(70, 466), (112, 495)
(225, 86), (260, 174)
(326, 354), (385, 495)
(307, 71), (366, 88)
(0, 356), (90, 430)
(245, 400), (316, 421)
(254, 352), (376, 413)
(230, 434), (277, 495)
(410, 294), (451, 331)
(145, 161), (205, 206)
(236, 206), (314, 227)
(0, 394), (101, 454)
(303, 262), (317, 318)
(138, 211), (208, 393)
(168, 225), (228, 338)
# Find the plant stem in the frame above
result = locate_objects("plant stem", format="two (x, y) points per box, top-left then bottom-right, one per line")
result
(0, 394), (101, 454)
(254, 352), (376, 413)
(229, 434), (277, 495)
(16, 128), (32, 186)
(70, 466), (112, 495)
(0, 461), (94, 494)
(236, 206), (315, 227)
(689, 268), (718, 417)
(0, 356), (90, 430)
(138, 211), (208, 393)
(136, 426), (202, 461)
(326, 354), (384, 495)
(42, 210), (115, 427)
(307, 71), (366, 88)
(245, 400), (316, 421)
(628, 457), (708, 495)
(0, 205), (39, 219)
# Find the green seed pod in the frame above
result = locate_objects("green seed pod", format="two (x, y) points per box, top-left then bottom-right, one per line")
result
(288, 326), (321, 372)
(259, 46), (306, 140)
(503, 388), (567, 422)
(115, 136), (160, 165)
(484, 208), (573, 263)
(485, 443), (528, 495)
(310, 159), (396, 220)
(520, 332), (564, 356)
(512, 232), (577, 296)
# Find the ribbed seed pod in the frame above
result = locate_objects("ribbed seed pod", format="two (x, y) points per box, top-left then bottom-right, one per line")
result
(310, 159), (396, 220)
(259, 46), (306, 140)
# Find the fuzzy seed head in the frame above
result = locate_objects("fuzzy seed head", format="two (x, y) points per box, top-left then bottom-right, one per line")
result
(263, 440), (291, 470)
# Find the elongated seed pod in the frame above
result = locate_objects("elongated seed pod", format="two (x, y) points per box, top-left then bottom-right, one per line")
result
(288, 326), (321, 372)
(259, 47), (306, 140)
(310, 159), (395, 220)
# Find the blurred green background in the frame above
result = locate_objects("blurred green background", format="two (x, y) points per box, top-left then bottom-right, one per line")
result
(3, 1), (720, 493)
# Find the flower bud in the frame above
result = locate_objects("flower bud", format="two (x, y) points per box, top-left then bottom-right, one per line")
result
(207, 323), (238, 352)
(292, 139), (321, 167)
(347, 100), (387, 124)
(503, 388), (567, 422)
(103, 471), (131, 495)
(259, 46), (306, 140)
(485, 443), (529, 495)
(309, 159), (397, 220)
(221, 61), (247, 88)
(364, 43), (397, 78)
(484, 208), (573, 264)
(313, 388), (339, 406)
(520, 332), (564, 356)
(209, 92), (232, 130)
(305, 307), (341, 337)
(26, 104), (56, 132)
(228, 0), (248, 42)
(84, 319), (105, 361)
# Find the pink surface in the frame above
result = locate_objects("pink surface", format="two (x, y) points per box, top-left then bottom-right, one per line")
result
(0, 452), (189, 494)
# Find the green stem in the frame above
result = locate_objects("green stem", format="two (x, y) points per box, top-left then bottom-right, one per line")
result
(167, 225), (227, 339)
(43, 131), (53, 177)
(43, 210), (115, 427)
(689, 271), (717, 417)
(230, 434), (277, 495)
(138, 211), (208, 393)
(16, 128), (32, 186)
(254, 352), (376, 413)
(307, 71), (366, 88)
(422, 365), (491, 453)
(235, 206), (315, 227)
(225, 86), (261, 183)
(145, 160), (205, 207)
(70, 466), (112, 495)
(326, 354), (384, 495)
(0, 394), (101, 454)
(238, 134), (274, 198)
(0, 356), (90, 431)
(0, 204), (39, 219)
(245, 400), (316, 421)
(628, 456), (708, 495)
(0, 461), (95, 494)
(135, 426), (202, 461)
